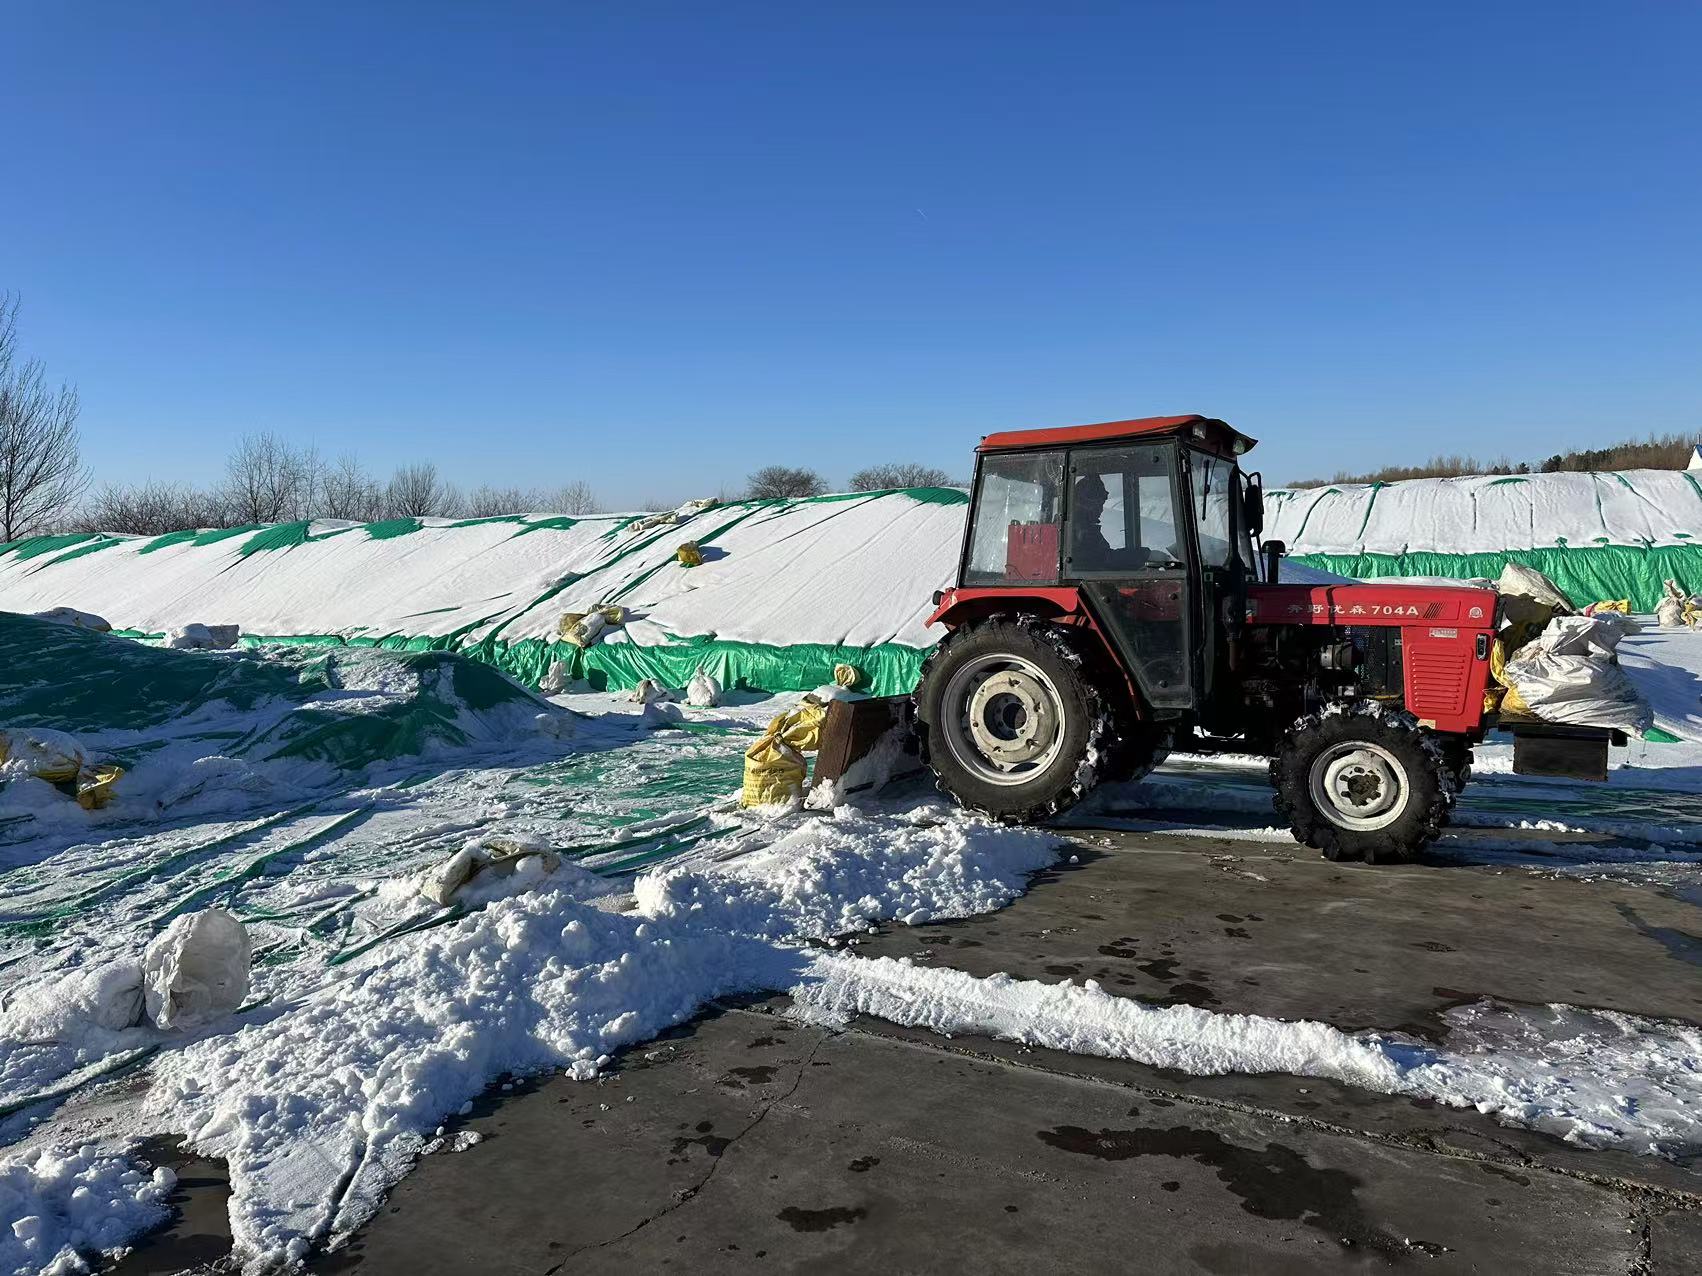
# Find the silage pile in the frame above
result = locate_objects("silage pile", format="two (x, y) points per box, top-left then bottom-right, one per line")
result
(0, 490), (969, 698)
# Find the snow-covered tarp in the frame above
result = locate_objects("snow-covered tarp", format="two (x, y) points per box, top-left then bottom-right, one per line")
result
(0, 490), (969, 698)
(1268, 469), (1702, 611)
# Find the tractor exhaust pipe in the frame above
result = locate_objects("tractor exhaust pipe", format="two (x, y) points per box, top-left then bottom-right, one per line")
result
(1262, 538), (1286, 584)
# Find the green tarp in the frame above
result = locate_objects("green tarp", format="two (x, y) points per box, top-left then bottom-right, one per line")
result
(1290, 544), (1702, 613)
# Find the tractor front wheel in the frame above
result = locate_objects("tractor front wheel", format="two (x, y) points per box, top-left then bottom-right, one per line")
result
(1271, 703), (1454, 863)
(916, 616), (1111, 822)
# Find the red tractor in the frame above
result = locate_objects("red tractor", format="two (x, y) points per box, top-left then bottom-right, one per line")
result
(915, 414), (1605, 863)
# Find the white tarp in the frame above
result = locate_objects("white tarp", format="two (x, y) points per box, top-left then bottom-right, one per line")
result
(1266, 469), (1702, 555)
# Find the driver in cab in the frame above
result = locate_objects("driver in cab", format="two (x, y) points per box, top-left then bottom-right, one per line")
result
(1071, 474), (1117, 572)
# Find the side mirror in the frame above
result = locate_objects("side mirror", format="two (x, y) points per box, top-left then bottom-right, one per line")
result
(1261, 538), (1286, 584)
(1243, 473), (1265, 539)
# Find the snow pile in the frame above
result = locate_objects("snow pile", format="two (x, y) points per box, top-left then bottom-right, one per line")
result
(0, 1144), (173, 1276)
(137, 805), (1058, 1263)
(636, 805), (1057, 937)
(790, 956), (1702, 1158)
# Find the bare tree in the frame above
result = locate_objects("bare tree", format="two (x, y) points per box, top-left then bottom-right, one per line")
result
(220, 431), (307, 524)
(320, 452), (384, 521)
(849, 462), (955, 491)
(555, 479), (600, 514)
(464, 484), (541, 517)
(79, 480), (228, 535)
(0, 296), (87, 540)
(385, 462), (461, 518)
(746, 465), (826, 499)
(293, 444), (327, 521)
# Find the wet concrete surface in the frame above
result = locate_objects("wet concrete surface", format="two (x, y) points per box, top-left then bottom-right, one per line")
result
(112, 827), (1702, 1274)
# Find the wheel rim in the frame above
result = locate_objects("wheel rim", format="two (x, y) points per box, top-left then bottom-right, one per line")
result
(940, 653), (1067, 787)
(1307, 741), (1410, 831)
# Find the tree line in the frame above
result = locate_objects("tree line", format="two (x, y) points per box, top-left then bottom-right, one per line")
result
(80, 439), (602, 537)
(1288, 434), (1699, 487)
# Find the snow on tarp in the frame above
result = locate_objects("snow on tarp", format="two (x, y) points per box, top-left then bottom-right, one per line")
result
(0, 490), (969, 697)
(1267, 469), (1702, 611)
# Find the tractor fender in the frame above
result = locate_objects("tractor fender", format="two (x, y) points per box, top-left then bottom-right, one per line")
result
(926, 586), (1145, 718)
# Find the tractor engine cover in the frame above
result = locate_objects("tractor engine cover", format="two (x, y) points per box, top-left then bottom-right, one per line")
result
(1247, 582), (1497, 733)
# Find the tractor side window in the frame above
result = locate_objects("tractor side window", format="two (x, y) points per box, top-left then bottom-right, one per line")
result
(1191, 452), (1235, 567)
(1067, 445), (1182, 575)
(964, 451), (1064, 584)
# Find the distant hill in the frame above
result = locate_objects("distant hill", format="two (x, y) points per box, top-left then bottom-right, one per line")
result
(1288, 432), (1696, 488)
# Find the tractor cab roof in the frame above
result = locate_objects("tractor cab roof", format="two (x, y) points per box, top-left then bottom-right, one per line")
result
(977, 414), (1256, 459)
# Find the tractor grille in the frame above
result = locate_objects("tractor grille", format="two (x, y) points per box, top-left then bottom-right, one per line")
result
(1407, 650), (1469, 713)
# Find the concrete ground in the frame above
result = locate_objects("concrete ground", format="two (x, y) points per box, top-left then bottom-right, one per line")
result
(112, 827), (1702, 1275)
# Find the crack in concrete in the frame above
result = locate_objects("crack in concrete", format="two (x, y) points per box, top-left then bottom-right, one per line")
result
(550, 1030), (829, 1265)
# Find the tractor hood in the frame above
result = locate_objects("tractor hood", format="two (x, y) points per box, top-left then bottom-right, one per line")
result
(1246, 582), (1498, 627)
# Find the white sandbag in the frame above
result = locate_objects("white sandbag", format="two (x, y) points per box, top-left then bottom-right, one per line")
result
(142, 908), (251, 1030)
(1497, 562), (1574, 615)
(629, 678), (669, 705)
(641, 699), (685, 726)
(32, 606), (111, 632)
(561, 610), (607, 648)
(685, 668), (722, 708)
(1538, 612), (1634, 656)
(539, 658), (569, 694)
(1658, 596), (1686, 628)
(1501, 617), (1652, 734)
(420, 835), (562, 907)
(0, 727), (85, 782)
(166, 623), (240, 651)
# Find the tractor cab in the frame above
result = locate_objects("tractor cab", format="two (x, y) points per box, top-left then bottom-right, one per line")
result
(941, 414), (1264, 735)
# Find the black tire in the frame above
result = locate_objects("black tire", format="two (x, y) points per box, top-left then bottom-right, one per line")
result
(915, 614), (1112, 822)
(1270, 702), (1454, 864)
(1441, 738), (1473, 793)
(1104, 721), (1172, 785)
(1436, 738), (1472, 828)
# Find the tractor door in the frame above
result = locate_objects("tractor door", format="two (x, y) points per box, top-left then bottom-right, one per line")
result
(1065, 443), (1194, 711)
(1186, 449), (1254, 730)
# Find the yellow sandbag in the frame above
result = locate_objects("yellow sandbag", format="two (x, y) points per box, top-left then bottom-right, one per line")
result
(598, 604), (628, 625)
(832, 663), (863, 689)
(778, 698), (829, 753)
(76, 764), (124, 810)
(677, 542), (704, 568)
(1501, 683), (1532, 716)
(556, 612), (587, 639)
(741, 737), (806, 807)
(1489, 637), (1512, 688)
(1588, 599), (1630, 615)
(739, 698), (831, 807)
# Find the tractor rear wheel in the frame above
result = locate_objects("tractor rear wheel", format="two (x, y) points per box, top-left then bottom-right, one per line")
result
(915, 615), (1112, 822)
(1271, 703), (1453, 863)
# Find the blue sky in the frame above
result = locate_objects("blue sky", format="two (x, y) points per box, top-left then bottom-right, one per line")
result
(4, 2), (1698, 504)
